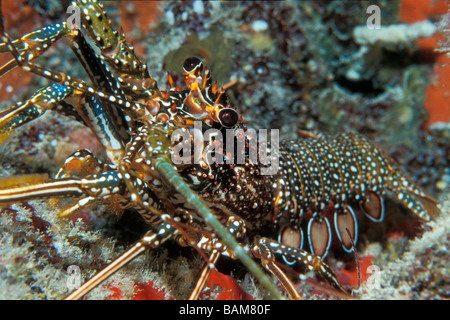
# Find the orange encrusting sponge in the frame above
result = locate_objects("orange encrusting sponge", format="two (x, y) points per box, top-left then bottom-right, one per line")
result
(400, 0), (450, 126)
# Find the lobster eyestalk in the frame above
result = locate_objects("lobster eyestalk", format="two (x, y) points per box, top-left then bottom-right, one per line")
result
(154, 158), (285, 300)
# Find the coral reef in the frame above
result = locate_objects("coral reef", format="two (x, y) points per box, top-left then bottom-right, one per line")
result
(0, 0), (448, 300)
(359, 196), (449, 299)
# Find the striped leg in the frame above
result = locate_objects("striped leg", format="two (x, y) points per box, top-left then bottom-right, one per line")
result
(0, 18), (130, 151)
(0, 82), (126, 159)
(252, 238), (347, 297)
(0, 170), (125, 211)
(65, 28), (132, 143)
(0, 28), (150, 120)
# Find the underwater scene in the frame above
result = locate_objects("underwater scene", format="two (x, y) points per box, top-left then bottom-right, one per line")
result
(0, 0), (448, 300)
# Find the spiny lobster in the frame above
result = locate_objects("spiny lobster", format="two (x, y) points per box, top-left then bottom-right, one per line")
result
(0, 0), (440, 300)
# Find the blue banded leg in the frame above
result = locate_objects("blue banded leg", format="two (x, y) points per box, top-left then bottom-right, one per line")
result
(0, 22), (72, 77)
(0, 83), (125, 160)
(65, 29), (131, 142)
(0, 31), (130, 156)
(0, 83), (75, 135)
(0, 20), (137, 149)
(253, 238), (346, 295)
(65, 220), (177, 300)
(0, 30), (150, 120)
(0, 19), (132, 145)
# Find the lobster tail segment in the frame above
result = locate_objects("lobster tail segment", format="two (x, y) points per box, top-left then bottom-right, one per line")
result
(360, 191), (385, 222)
(334, 205), (358, 253)
(388, 170), (440, 222)
(308, 216), (332, 258)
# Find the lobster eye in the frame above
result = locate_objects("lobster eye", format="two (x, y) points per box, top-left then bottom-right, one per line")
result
(183, 56), (203, 74)
(218, 108), (239, 128)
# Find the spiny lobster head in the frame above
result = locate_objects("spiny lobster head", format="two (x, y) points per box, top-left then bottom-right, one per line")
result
(180, 56), (242, 132)
(163, 57), (247, 187)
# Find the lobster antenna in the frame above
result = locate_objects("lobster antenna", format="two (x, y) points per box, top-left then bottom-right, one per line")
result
(0, 0), (5, 35)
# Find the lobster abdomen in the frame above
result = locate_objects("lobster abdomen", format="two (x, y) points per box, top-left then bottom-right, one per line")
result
(273, 131), (439, 258)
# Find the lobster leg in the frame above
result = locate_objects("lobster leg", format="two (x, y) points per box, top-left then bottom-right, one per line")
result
(116, 126), (169, 218)
(65, 220), (177, 300)
(253, 237), (347, 294)
(189, 250), (221, 300)
(0, 14), (133, 143)
(64, 28), (132, 143)
(0, 22), (72, 77)
(189, 216), (248, 300)
(254, 240), (301, 300)
(52, 149), (121, 217)
(0, 170), (125, 204)
(0, 33), (130, 156)
(0, 83), (76, 135)
(0, 29), (149, 119)
(0, 16), (132, 153)
(0, 82), (126, 159)
(72, 0), (159, 98)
